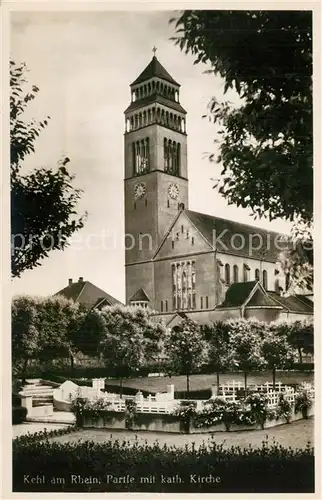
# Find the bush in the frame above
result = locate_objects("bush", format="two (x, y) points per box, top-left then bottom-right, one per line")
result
(12, 435), (314, 492)
(294, 385), (314, 418)
(12, 406), (27, 425)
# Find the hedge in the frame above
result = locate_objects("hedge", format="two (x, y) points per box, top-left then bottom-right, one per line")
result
(12, 435), (314, 493)
(12, 406), (27, 425)
(174, 389), (212, 400)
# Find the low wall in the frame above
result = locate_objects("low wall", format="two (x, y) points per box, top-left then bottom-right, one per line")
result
(80, 406), (314, 434)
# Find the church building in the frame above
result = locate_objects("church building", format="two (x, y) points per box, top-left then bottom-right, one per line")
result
(123, 55), (313, 326)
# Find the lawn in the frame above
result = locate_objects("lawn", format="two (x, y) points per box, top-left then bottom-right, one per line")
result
(118, 370), (314, 393)
(49, 417), (314, 451)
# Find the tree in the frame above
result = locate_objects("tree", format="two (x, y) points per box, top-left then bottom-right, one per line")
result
(10, 60), (86, 278)
(201, 321), (232, 394)
(261, 325), (296, 390)
(170, 11), (313, 288)
(71, 307), (107, 359)
(99, 305), (166, 397)
(11, 295), (93, 379)
(281, 319), (314, 364)
(164, 319), (208, 396)
(228, 319), (266, 394)
(12, 296), (42, 381)
(35, 296), (81, 373)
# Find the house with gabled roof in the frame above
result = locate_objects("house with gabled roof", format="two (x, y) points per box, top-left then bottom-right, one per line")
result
(54, 277), (123, 310)
(121, 54), (313, 325)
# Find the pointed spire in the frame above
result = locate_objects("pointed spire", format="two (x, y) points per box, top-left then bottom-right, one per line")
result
(131, 55), (180, 87)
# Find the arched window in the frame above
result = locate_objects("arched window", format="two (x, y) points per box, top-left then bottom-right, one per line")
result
(255, 269), (260, 281)
(164, 138), (169, 171)
(243, 264), (250, 281)
(233, 265), (239, 283)
(225, 264), (230, 285)
(275, 279), (280, 293)
(263, 270), (268, 289)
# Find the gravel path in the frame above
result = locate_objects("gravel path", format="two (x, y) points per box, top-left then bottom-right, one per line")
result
(49, 417), (313, 451)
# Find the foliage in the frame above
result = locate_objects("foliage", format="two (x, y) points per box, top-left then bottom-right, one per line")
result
(277, 394), (293, 422)
(244, 392), (277, 428)
(170, 11), (312, 223)
(70, 397), (112, 424)
(294, 384), (314, 416)
(170, 11), (313, 290)
(99, 306), (166, 389)
(227, 319), (266, 390)
(12, 295), (42, 378)
(172, 400), (197, 426)
(12, 406), (27, 424)
(201, 321), (233, 389)
(13, 426), (79, 447)
(165, 319), (209, 394)
(12, 435), (314, 493)
(10, 60), (85, 277)
(12, 295), (81, 376)
(261, 325), (296, 388)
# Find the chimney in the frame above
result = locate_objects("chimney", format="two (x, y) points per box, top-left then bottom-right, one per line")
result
(68, 278), (73, 286)
(78, 277), (84, 283)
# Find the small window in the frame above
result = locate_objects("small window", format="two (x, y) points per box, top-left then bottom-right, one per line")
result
(206, 296), (209, 309)
(201, 297), (203, 309)
(191, 237), (194, 246)
(181, 225), (184, 233)
(167, 199), (170, 208)
(160, 301), (163, 313)
(233, 265), (239, 283)
(263, 270), (268, 289)
(165, 300), (168, 312)
(225, 264), (230, 285)
(145, 199), (147, 206)
(172, 241), (174, 249)
(255, 269), (260, 281)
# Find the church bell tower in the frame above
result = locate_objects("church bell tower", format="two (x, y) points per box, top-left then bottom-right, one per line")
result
(124, 52), (189, 306)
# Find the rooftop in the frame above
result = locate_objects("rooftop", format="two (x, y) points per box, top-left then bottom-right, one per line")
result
(131, 56), (180, 87)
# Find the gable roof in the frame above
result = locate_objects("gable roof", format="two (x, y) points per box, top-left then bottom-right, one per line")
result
(246, 288), (283, 308)
(54, 280), (122, 310)
(267, 291), (314, 314)
(218, 281), (258, 308)
(184, 210), (290, 262)
(131, 56), (180, 86)
(129, 288), (150, 302)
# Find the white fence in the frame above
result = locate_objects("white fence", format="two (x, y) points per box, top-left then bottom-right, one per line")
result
(54, 378), (314, 415)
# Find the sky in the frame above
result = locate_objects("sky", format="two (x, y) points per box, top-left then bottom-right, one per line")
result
(10, 10), (292, 302)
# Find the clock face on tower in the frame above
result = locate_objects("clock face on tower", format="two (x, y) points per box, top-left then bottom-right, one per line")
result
(134, 182), (147, 199)
(168, 183), (179, 200)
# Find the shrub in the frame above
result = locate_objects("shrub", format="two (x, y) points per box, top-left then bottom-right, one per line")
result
(12, 435), (314, 492)
(295, 385), (314, 418)
(277, 394), (293, 422)
(12, 406), (27, 425)
(70, 397), (112, 425)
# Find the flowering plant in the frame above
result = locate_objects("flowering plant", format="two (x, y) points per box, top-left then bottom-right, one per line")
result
(172, 401), (197, 426)
(194, 398), (226, 428)
(71, 397), (112, 423)
(277, 394), (293, 422)
(295, 385), (314, 417)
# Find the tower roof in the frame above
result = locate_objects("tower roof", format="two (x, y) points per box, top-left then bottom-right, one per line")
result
(131, 56), (180, 87)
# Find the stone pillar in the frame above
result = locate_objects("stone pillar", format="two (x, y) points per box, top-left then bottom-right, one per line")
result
(20, 395), (33, 416)
(211, 385), (218, 399)
(167, 384), (175, 399)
